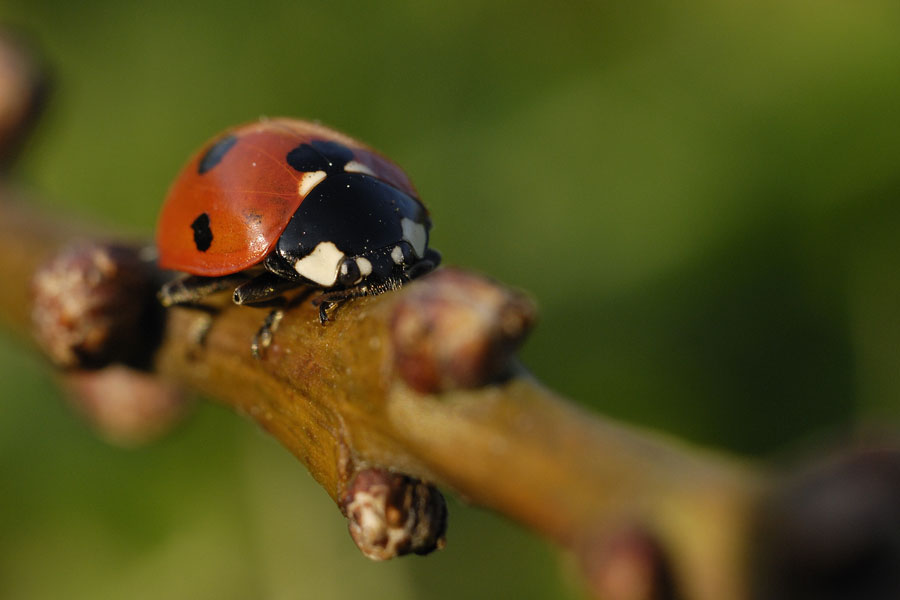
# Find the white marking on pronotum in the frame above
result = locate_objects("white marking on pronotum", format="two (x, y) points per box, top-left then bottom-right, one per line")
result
(344, 160), (375, 176)
(298, 170), (327, 197)
(293, 241), (345, 286)
(391, 246), (405, 265)
(356, 257), (373, 277)
(400, 218), (427, 258)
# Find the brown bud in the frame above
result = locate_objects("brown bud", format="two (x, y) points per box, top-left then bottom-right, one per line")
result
(580, 525), (676, 600)
(0, 28), (48, 165)
(391, 268), (536, 394)
(342, 467), (447, 561)
(64, 366), (189, 446)
(31, 242), (162, 369)
(753, 444), (900, 600)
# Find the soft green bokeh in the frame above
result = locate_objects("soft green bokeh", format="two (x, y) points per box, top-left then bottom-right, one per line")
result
(2, 1), (900, 598)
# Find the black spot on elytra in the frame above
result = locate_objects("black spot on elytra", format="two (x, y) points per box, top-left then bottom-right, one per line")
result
(198, 135), (238, 174)
(191, 213), (213, 252)
(311, 140), (354, 164)
(286, 140), (353, 174)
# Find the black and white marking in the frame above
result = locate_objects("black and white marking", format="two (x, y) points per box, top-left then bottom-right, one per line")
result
(270, 173), (429, 289)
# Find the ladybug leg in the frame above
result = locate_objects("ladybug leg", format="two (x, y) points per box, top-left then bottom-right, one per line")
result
(158, 274), (246, 307)
(248, 290), (317, 357)
(186, 307), (217, 357)
(236, 273), (314, 358)
(314, 292), (357, 324)
(314, 288), (370, 323)
(232, 271), (301, 306)
(314, 276), (406, 323)
(405, 248), (442, 280)
(250, 304), (285, 359)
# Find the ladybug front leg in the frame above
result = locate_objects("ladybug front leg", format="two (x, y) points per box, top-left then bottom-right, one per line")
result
(314, 277), (404, 323)
(405, 248), (442, 280)
(313, 287), (371, 323)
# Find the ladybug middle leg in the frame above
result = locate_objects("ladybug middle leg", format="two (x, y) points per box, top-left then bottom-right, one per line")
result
(158, 273), (248, 307)
(247, 291), (316, 358)
(232, 271), (301, 306)
(249, 301), (286, 359)
(158, 274), (250, 354)
(233, 271), (311, 358)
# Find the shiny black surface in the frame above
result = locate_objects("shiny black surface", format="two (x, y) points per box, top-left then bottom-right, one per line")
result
(285, 140), (353, 174)
(271, 173), (429, 283)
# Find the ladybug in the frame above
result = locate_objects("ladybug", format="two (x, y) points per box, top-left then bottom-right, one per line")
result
(155, 118), (439, 355)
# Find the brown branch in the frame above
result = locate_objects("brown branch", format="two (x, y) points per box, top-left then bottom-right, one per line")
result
(1, 191), (763, 600)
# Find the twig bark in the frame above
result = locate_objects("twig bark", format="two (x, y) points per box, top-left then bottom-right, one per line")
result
(0, 190), (764, 599)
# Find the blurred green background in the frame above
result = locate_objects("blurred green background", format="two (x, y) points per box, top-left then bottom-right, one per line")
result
(2, 0), (900, 598)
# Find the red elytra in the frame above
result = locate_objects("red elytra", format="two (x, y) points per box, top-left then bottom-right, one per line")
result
(155, 118), (418, 277)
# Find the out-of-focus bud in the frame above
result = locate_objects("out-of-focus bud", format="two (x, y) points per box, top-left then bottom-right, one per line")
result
(391, 268), (536, 394)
